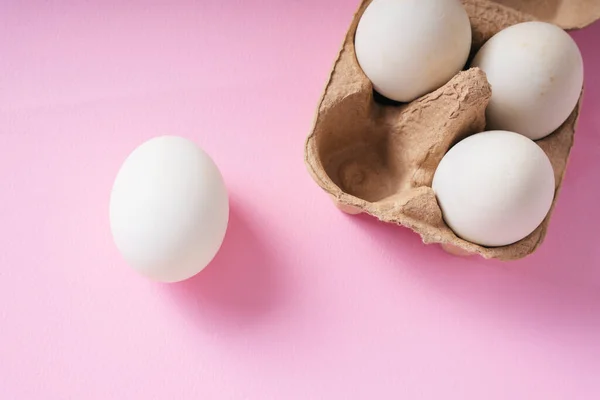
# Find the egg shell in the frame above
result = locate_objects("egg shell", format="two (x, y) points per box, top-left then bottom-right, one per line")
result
(110, 136), (229, 282)
(304, 0), (591, 261)
(471, 21), (584, 140)
(354, 0), (472, 102)
(432, 131), (555, 247)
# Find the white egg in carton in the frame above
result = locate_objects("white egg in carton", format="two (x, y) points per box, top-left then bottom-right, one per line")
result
(304, 0), (600, 260)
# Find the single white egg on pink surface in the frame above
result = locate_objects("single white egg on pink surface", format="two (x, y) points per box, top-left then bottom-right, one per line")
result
(471, 21), (584, 140)
(354, 0), (472, 102)
(432, 130), (555, 247)
(109, 136), (229, 283)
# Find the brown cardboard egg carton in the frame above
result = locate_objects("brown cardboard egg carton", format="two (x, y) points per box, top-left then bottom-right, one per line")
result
(304, 0), (600, 260)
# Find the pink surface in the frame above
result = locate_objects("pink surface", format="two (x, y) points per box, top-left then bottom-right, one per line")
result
(1, 1), (600, 398)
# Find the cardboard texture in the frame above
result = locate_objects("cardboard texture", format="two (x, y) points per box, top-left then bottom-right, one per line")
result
(491, 0), (600, 29)
(304, 0), (599, 260)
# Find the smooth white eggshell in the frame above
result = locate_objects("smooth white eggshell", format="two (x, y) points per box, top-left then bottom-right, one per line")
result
(471, 21), (583, 140)
(432, 130), (555, 247)
(354, 0), (472, 102)
(109, 136), (229, 283)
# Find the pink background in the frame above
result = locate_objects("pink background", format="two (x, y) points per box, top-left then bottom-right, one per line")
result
(1, 1), (600, 398)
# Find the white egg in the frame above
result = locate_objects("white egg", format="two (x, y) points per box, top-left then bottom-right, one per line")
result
(471, 21), (583, 140)
(432, 131), (555, 247)
(109, 136), (229, 283)
(354, 0), (471, 102)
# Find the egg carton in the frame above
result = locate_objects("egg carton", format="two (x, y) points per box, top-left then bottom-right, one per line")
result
(304, 0), (600, 260)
